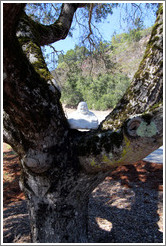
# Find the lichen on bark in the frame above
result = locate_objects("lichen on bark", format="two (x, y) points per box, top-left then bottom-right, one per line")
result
(101, 4), (163, 131)
(16, 13), (60, 96)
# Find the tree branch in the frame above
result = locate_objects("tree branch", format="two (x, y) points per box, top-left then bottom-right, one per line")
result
(74, 105), (163, 173)
(72, 5), (163, 174)
(31, 3), (84, 46)
(87, 3), (94, 40)
(4, 30), (68, 146)
(100, 4), (163, 131)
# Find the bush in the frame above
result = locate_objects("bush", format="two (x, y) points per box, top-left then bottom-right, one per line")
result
(58, 42), (131, 110)
(61, 72), (130, 110)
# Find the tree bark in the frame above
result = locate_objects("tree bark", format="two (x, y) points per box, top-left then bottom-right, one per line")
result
(25, 3), (87, 46)
(101, 5), (163, 131)
(3, 3), (163, 243)
(21, 166), (108, 243)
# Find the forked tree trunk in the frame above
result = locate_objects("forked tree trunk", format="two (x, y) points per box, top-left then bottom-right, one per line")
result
(3, 3), (163, 243)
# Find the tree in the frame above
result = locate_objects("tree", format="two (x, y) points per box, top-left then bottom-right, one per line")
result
(3, 3), (163, 243)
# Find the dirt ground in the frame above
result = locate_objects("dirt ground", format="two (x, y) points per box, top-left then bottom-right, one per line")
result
(3, 143), (163, 243)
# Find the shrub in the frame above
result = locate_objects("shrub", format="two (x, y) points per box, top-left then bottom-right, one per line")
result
(61, 72), (130, 110)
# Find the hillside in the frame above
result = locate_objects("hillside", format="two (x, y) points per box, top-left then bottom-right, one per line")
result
(109, 30), (151, 79)
(52, 27), (152, 109)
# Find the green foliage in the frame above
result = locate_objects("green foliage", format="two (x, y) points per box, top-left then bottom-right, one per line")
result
(128, 29), (142, 42)
(25, 3), (155, 110)
(91, 3), (118, 22)
(111, 26), (152, 46)
(61, 70), (130, 110)
(58, 46), (90, 66)
(58, 27), (153, 110)
(60, 63), (84, 106)
(128, 18), (144, 42)
(82, 74), (130, 110)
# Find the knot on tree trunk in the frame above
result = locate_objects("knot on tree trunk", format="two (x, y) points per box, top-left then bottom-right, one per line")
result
(22, 152), (51, 173)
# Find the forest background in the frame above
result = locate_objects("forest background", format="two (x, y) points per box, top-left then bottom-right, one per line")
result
(53, 27), (153, 110)
(26, 2), (158, 110)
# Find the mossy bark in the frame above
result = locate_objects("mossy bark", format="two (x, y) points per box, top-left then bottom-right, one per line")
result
(101, 5), (163, 131)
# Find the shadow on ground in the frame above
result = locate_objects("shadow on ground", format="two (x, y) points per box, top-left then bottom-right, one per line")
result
(3, 201), (30, 243)
(88, 162), (163, 243)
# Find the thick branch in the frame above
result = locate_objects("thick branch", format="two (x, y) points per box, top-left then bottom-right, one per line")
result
(101, 4), (163, 131)
(32, 3), (85, 46)
(74, 105), (163, 173)
(3, 4), (70, 146)
(3, 37), (68, 149)
(74, 5), (163, 174)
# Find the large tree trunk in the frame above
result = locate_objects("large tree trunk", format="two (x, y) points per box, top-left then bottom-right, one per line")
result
(3, 3), (163, 243)
(19, 129), (109, 243)
(27, 195), (89, 243)
(23, 165), (107, 243)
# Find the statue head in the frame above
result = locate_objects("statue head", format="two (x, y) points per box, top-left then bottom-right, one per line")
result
(77, 101), (89, 115)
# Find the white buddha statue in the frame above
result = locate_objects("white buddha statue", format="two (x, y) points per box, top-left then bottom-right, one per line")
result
(68, 102), (99, 129)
